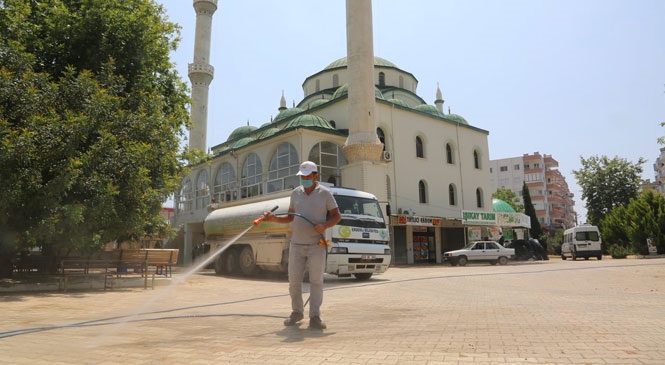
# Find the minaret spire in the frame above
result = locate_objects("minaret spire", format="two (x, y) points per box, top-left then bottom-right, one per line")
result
(188, 0), (218, 152)
(435, 82), (445, 112)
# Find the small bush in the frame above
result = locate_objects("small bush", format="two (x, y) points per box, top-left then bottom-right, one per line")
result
(608, 245), (631, 259)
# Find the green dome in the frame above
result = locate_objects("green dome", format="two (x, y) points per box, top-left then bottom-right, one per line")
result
(388, 98), (409, 107)
(307, 99), (329, 108)
(332, 84), (384, 100)
(284, 114), (335, 130)
(227, 125), (257, 142)
(414, 104), (445, 117)
(274, 107), (304, 123)
(258, 127), (281, 139)
(445, 113), (469, 125)
(232, 136), (255, 149)
(325, 56), (398, 70)
(492, 198), (516, 213)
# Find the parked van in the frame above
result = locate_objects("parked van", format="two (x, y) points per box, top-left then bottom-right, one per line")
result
(561, 224), (602, 260)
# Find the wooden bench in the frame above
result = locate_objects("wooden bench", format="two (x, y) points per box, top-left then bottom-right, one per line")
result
(111, 249), (180, 289)
(60, 252), (115, 292)
(58, 249), (178, 292)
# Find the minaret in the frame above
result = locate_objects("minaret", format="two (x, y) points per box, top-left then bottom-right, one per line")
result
(188, 0), (217, 152)
(435, 83), (445, 113)
(341, 0), (388, 203)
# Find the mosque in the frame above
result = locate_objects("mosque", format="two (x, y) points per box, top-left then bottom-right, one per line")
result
(172, 0), (518, 267)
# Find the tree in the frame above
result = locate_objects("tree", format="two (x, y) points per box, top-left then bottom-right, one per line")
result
(522, 182), (542, 239)
(0, 0), (192, 275)
(572, 155), (645, 227)
(492, 187), (524, 212)
(601, 190), (665, 255)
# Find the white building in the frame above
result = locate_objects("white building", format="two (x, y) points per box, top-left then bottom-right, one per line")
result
(172, 1), (493, 266)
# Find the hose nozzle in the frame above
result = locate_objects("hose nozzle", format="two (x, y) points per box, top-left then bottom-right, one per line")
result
(253, 206), (279, 226)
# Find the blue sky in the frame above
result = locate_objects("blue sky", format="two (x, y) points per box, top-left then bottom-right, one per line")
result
(158, 0), (665, 224)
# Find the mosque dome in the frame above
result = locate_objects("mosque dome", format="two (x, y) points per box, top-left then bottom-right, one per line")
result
(388, 98), (409, 107)
(307, 99), (329, 109)
(231, 136), (255, 149)
(284, 114), (335, 130)
(332, 84), (384, 100)
(325, 56), (398, 70)
(227, 125), (257, 142)
(413, 104), (445, 117)
(273, 107), (305, 123)
(258, 127), (281, 139)
(492, 198), (516, 213)
(445, 113), (469, 125)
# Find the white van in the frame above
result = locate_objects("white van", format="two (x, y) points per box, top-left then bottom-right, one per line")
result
(561, 225), (602, 260)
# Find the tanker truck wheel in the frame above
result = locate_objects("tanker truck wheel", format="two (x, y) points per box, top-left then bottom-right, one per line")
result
(238, 246), (257, 276)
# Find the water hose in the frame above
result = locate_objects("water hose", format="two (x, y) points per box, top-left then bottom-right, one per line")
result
(253, 206), (330, 247)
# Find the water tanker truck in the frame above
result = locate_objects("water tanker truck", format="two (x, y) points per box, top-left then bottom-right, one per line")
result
(203, 186), (391, 280)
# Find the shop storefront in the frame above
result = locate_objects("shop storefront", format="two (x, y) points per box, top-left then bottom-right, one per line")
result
(461, 210), (531, 243)
(389, 214), (464, 265)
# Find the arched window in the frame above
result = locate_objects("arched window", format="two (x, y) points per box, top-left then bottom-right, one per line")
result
(176, 177), (193, 212)
(476, 188), (484, 208)
(332, 74), (339, 88)
(416, 136), (424, 158)
(449, 184), (457, 206)
(268, 142), (300, 192)
(213, 162), (237, 202)
(474, 149), (481, 169)
(195, 170), (209, 209)
(377, 127), (386, 150)
(378, 72), (385, 87)
(446, 143), (454, 164)
(419, 180), (428, 204)
(241, 153), (263, 198)
(308, 141), (347, 186)
(315, 79), (320, 92)
(399, 75), (404, 88)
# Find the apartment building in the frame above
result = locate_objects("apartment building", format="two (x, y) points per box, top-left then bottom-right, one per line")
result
(489, 152), (577, 232)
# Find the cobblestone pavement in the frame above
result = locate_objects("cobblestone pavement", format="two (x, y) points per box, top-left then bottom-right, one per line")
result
(1, 258), (665, 365)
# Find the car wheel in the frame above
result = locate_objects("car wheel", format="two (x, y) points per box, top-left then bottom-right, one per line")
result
(457, 256), (468, 266)
(498, 256), (508, 265)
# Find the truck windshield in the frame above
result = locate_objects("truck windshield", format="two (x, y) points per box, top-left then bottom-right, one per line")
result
(334, 195), (385, 228)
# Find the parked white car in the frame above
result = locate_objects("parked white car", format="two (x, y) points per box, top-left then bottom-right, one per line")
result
(444, 241), (515, 266)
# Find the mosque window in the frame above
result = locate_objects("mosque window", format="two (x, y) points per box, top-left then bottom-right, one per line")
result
(449, 184), (457, 206)
(213, 162), (237, 202)
(399, 75), (404, 88)
(315, 79), (320, 92)
(416, 136), (424, 158)
(195, 170), (210, 209)
(332, 74), (339, 88)
(176, 177), (193, 212)
(419, 180), (428, 204)
(473, 149), (481, 169)
(267, 143), (300, 192)
(308, 141), (347, 186)
(446, 143), (454, 164)
(377, 128), (386, 150)
(379, 72), (385, 87)
(476, 188), (484, 208)
(241, 153), (263, 198)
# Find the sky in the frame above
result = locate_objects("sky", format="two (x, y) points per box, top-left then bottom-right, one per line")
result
(158, 0), (665, 224)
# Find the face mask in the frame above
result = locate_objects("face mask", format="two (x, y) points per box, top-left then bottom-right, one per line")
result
(300, 179), (314, 188)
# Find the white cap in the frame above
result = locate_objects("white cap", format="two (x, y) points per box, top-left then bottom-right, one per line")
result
(296, 161), (318, 176)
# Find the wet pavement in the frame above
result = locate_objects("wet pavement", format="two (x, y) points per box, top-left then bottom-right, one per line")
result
(1, 258), (664, 364)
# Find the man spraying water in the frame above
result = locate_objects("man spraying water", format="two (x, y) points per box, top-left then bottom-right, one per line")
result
(262, 161), (341, 330)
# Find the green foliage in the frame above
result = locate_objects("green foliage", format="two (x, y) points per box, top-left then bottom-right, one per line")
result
(0, 0), (191, 260)
(608, 245), (631, 259)
(601, 190), (665, 255)
(572, 155), (645, 227)
(492, 187), (524, 212)
(522, 182), (542, 238)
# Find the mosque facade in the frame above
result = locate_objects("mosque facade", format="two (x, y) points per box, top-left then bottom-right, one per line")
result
(172, 0), (494, 266)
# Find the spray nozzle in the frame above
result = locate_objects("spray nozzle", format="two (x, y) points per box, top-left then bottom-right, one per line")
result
(252, 206), (279, 226)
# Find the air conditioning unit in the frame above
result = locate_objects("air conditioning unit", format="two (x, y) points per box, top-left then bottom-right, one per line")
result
(382, 150), (392, 161)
